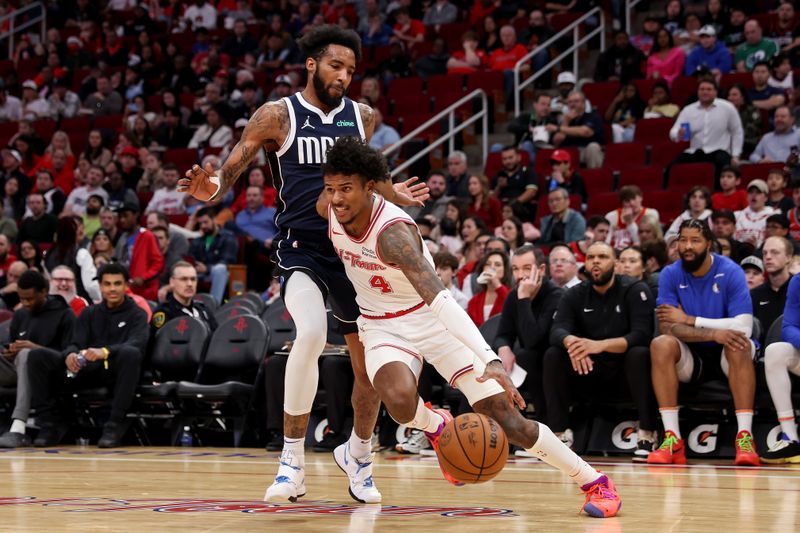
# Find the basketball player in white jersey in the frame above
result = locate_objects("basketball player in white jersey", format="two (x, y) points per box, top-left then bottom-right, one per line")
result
(317, 136), (621, 517)
(178, 26), (428, 503)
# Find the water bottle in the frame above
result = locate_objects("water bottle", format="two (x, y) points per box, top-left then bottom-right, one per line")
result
(66, 352), (87, 378)
(180, 426), (193, 447)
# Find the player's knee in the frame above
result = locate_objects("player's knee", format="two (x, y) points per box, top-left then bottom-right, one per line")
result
(383, 392), (417, 424)
(293, 327), (327, 355)
(650, 335), (678, 362)
(723, 345), (753, 365)
(765, 342), (793, 372)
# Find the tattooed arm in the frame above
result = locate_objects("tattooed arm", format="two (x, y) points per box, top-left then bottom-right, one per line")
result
(358, 102), (376, 143)
(178, 101), (288, 201)
(378, 222), (501, 365)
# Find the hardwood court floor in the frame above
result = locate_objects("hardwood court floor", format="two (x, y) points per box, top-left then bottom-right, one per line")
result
(1, 447), (798, 532)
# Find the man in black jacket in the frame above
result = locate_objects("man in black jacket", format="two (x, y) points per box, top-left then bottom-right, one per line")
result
(544, 242), (658, 460)
(27, 263), (149, 448)
(189, 207), (238, 304)
(494, 244), (562, 426)
(0, 270), (75, 448)
(151, 261), (217, 334)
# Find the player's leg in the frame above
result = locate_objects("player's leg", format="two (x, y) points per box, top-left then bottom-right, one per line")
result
(264, 272), (327, 502)
(343, 333), (381, 457)
(622, 346), (659, 458)
(462, 379), (620, 518)
(720, 341), (758, 466)
(648, 335), (692, 464)
(762, 342), (800, 463)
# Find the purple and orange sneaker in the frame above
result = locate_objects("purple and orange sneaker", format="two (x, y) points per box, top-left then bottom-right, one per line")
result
(581, 474), (622, 518)
(424, 405), (464, 486)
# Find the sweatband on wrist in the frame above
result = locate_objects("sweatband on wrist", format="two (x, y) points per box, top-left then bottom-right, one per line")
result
(207, 174), (222, 201)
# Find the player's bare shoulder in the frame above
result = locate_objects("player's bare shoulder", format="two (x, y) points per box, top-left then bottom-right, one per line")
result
(357, 102), (376, 139)
(245, 99), (291, 151)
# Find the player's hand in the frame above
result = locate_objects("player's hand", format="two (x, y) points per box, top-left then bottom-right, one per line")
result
(713, 329), (750, 351)
(497, 346), (516, 374)
(565, 337), (595, 374)
(177, 163), (221, 201)
(392, 176), (429, 207)
(65, 353), (81, 373)
(656, 304), (689, 325)
(10, 340), (36, 352)
(477, 360), (526, 410)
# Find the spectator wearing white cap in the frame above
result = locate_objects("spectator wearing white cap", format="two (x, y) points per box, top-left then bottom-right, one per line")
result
(735, 180), (777, 249)
(740, 255), (764, 290)
(20, 80), (50, 120)
(0, 83), (22, 122)
(550, 71), (593, 121)
(684, 25), (732, 78)
(267, 74), (295, 102)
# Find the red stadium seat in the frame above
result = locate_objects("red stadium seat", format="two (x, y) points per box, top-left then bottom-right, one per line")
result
(163, 148), (199, 168)
(740, 162), (786, 188)
(582, 81), (620, 118)
(94, 114), (124, 131)
(650, 141), (689, 167)
(32, 119), (57, 142)
(633, 118), (674, 145)
(668, 162), (715, 193)
(671, 76), (698, 106)
(60, 116), (91, 132)
(720, 72), (754, 91)
(580, 168), (615, 196)
(426, 74), (465, 96)
(387, 76), (424, 100)
(586, 192), (619, 217)
(633, 78), (658, 101)
(397, 113), (439, 138)
(604, 142), (646, 170)
(465, 71), (504, 95)
(618, 166), (664, 191)
(647, 190), (684, 223)
(390, 94), (431, 115)
(432, 91), (472, 112)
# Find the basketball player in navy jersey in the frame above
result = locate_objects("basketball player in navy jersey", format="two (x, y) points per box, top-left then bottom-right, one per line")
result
(316, 137), (621, 517)
(178, 26), (428, 504)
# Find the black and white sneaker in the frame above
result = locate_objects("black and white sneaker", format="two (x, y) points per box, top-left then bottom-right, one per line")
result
(760, 436), (800, 464)
(633, 437), (656, 462)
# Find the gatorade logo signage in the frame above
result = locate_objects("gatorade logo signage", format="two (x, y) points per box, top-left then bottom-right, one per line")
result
(610, 421), (638, 450)
(688, 424), (719, 454)
(766, 425), (783, 449)
(336, 120), (355, 127)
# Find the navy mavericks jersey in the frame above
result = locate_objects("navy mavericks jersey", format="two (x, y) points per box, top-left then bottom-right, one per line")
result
(268, 93), (366, 233)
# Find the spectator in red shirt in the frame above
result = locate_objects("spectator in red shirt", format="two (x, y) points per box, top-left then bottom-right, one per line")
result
(467, 175), (503, 230)
(40, 149), (76, 196)
(712, 166), (748, 211)
(230, 167), (277, 215)
(469, 0), (500, 26)
(114, 202), (165, 301)
(322, 0), (358, 28)
(489, 25), (530, 109)
(392, 8), (425, 49)
(447, 31), (488, 74)
(0, 234), (17, 279)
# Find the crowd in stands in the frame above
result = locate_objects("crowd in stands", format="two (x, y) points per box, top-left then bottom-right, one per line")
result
(0, 1), (797, 462)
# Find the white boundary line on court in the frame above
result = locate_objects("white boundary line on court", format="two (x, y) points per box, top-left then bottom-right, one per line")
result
(1, 454), (800, 480)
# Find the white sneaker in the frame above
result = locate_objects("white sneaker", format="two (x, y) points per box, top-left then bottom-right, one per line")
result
(558, 429), (575, 449)
(264, 449), (306, 503)
(334, 442), (382, 504)
(395, 428), (431, 454)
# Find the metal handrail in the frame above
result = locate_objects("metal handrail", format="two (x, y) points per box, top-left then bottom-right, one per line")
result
(625, 0), (644, 34)
(513, 7), (606, 116)
(383, 89), (488, 178)
(0, 2), (46, 59)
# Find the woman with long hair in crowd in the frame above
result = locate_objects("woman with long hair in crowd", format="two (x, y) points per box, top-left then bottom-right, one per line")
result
(2, 176), (26, 221)
(79, 129), (113, 168)
(467, 249), (512, 326)
(467, 174), (502, 230)
(44, 217), (100, 302)
(606, 82), (646, 143)
(725, 83), (762, 157)
(460, 215), (489, 265)
(646, 28), (685, 87)
(499, 215), (526, 253)
(17, 239), (45, 272)
(41, 130), (76, 169)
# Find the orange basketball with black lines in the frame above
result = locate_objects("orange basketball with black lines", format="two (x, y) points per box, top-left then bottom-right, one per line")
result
(435, 413), (508, 484)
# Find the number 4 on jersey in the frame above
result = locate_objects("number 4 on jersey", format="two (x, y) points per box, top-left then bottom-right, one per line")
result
(369, 275), (393, 293)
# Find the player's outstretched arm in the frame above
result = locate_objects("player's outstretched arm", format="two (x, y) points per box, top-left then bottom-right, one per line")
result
(378, 222), (502, 367)
(178, 101), (287, 201)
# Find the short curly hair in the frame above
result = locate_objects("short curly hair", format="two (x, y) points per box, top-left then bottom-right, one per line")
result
(322, 136), (390, 183)
(298, 24), (362, 63)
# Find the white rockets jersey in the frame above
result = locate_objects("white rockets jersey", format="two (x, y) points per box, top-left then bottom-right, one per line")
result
(329, 195), (434, 317)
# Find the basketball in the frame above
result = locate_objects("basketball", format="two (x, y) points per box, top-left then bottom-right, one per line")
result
(435, 413), (508, 484)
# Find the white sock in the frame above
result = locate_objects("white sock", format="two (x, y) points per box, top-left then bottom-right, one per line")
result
(527, 422), (600, 488)
(403, 398), (444, 434)
(735, 410), (753, 434)
(10, 419), (25, 434)
(281, 437), (305, 468)
(778, 411), (799, 442)
(660, 408), (681, 439)
(348, 429), (372, 458)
